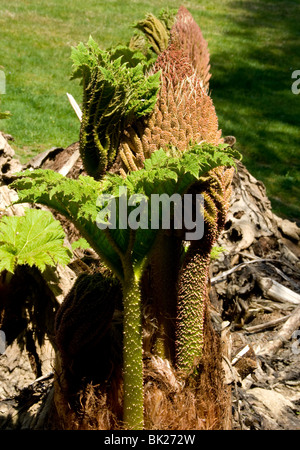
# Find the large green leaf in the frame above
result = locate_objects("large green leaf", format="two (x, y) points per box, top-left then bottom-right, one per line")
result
(94, 142), (238, 270)
(12, 143), (238, 279)
(0, 209), (72, 274)
(12, 169), (124, 279)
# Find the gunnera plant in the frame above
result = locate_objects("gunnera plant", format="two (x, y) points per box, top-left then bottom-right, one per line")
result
(10, 7), (239, 430)
(114, 8), (232, 372)
(12, 143), (237, 429)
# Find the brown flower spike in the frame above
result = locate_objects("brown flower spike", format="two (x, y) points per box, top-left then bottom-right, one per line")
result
(117, 43), (221, 173)
(171, 5), (212, 91)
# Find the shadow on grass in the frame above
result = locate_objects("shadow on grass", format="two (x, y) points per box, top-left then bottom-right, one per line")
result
(209, 0), (300, 220)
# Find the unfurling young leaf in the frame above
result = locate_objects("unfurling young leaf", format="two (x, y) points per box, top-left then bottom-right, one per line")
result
(70, 37), (161, 180)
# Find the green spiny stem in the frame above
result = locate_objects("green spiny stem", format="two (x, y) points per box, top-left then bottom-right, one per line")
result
(122, 265), (144, 430)
(103, 228), (144, 430)
(175, 241), (211, 374)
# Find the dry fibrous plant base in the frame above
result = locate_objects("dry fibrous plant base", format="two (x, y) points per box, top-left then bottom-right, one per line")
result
(53, 310), (230, 430)
(53, 351), (124, 430)
(144, 314), (231, 430)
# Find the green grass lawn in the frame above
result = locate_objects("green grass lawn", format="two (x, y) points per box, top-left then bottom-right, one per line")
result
(0, 0), (299, 221)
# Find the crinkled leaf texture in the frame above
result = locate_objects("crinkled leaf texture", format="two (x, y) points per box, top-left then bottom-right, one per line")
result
(12, 170), (125, 279)
(71, 36), (161, 179)
(71, 237), (90, 250)
(0, 208), (72, 274)
(12, 143), (238, 280)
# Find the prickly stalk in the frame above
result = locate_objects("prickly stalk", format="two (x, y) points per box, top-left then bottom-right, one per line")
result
(122, 266), (144, 429)
(176, 244), (211, 373)
(175, 168), (234, 374)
